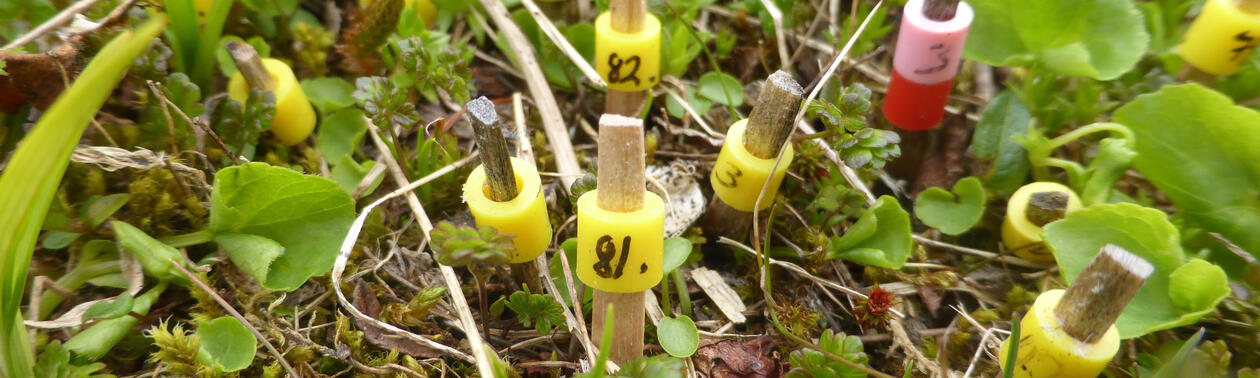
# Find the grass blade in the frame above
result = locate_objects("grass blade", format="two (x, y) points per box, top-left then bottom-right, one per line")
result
(0, 16), (167, 377)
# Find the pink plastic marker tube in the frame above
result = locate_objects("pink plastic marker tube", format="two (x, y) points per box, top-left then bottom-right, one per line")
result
(882, 0), (973, 131)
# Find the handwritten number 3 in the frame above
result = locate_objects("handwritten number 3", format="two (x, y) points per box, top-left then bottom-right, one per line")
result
(593, 235), (632, 279)
(608, 53), (641, 86)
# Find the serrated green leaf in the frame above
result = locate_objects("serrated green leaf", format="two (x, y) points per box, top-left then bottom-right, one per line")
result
(914, 177), (986, 235)
(657, 316), (698, 358)
(1045, 203), (1230, 338)
(697, 72), (743, 107)
(214, 233), (284, 285)
(963, 0), (1149, 79)
(1112, 84), (1260, 272)
(972, 91), (1032, 197)
(786, 330), (868, 378)
(209, 162), (355, 291)
(81, 294), (134, 322)
(827, 196), (913, 269)
(195, 317), (256, 372)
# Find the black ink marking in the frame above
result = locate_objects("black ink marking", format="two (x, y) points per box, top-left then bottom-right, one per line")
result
(593, 235), (616, 278)
(640, 263), (648, 273)
(913, 43), (952, 75)
(1233, 31), (1259, 62)
(607, 53), (642, 86)
(715, 165), (742, 188)
(593, 235), (632, 279)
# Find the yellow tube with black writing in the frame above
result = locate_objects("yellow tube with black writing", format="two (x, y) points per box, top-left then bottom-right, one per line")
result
(1179, 0), (1260, 76)
(710, 120), (794, 212)
(594, 11), (662, 92)
(999, 290), (1120, 378)
(575, 190), (665, 293)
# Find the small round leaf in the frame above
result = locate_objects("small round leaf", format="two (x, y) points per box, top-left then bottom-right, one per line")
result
(657, 316), (699, 358)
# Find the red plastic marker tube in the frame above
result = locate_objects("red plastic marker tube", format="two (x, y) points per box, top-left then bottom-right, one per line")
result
(882, 0), (973, 131)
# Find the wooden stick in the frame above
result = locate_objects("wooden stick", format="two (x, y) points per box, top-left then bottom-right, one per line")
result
(1177, 64), (1217, 85)
(1053, 244), (1153, 343)
(604, 0), (648, 117)
(1025, 191), (1069, 227)
(466, 96), (544, 294)
(225, 41), (275, 92)
(1239, 0), (1260, 14)
(596, 114), (646, 212)
(591, 114), (647, 366)
(922, 0), (961, 21)
(467, 96), (518, 201)
(703, 71), (804, 242)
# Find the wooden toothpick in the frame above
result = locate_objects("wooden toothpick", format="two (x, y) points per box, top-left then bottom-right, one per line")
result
(922, 0), (961, 21)
(591, 113), (647, 366)
(1025, 191), (1069, 227)
(1053, 244), (1153, 343)
(225, 41), (275, 92)
(467, 97), (518, 201)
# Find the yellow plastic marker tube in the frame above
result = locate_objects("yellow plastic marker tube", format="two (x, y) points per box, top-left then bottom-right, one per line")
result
(710, 120), (795, 212)
(1180, 0), (1260, 76)
(999, 290), (1120, 378)
(1002, 182), (1082, 263)
(594, 11), (662, 92)
(227, 58), (317, 146)
(463, 157), (553, 263)
(576, 190), (665, 293)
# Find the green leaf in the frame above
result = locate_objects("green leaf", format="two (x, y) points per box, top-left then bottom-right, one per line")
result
(786, 330), (868, 378)
(316, 109), (368, 164)
(697, 72), (743, 107)
(196, 317), (257, 372)
(665, 85), (711, 119)
(914, 177), (986, 235)
(81, 293), (134, 322)
(0, 18), (168, 376)
(302, 77), (357, 115)
(209, 162), (355, 291)
(112, 221), (190, 285)
(613, 354), (686, 378)
(1112, 84), (1260, 269)
(971, 91), (1032, 197)
(430, 222), (512, 267)
(1044, 203), (1231, 338)
(213, 233), (285, 286)
(329, 156), (379, 195)
(40, 231), (80, 250)
(657, 316), (698, 358)
(503, 290), (566, 335)
(81, 194), (130, 229)
(1150, 328), (1206, 378)
(661, 237), (691, 275)
(827, 196), (913, 269)
(963, 0), (1149, 79)
(1167, 259), (1229, 312)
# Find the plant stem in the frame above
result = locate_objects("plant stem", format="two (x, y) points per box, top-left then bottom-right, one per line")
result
(159, 229), (215, 248)
(659, 275), (672, 316)
(39, 261), (120, 318)
(673, 270), (691, 318)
